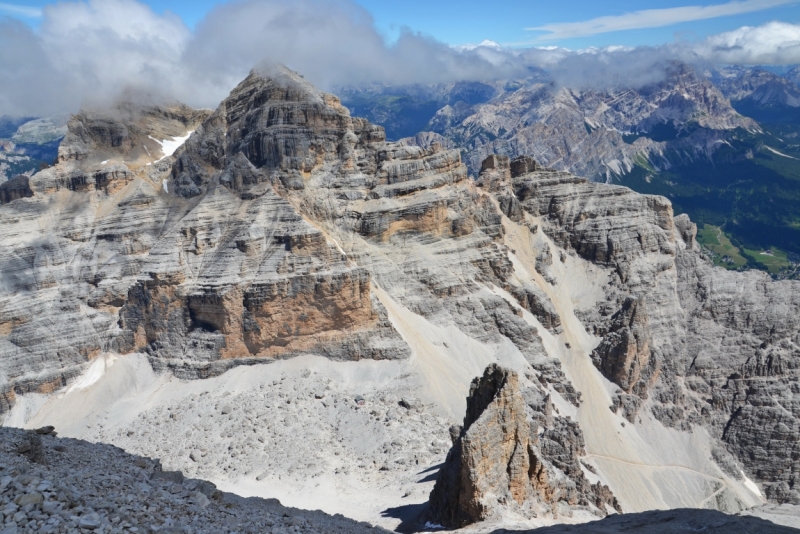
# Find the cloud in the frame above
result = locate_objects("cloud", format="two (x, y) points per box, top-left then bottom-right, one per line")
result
(0, 3), (41, 18)
(692, 21), (800, 63)
(184, 0), (528, 92)
(527, 0), (795, 40)
(0, 0), (532, 116)
(0, 0), (799, 118)
(520, 46), (678, 89)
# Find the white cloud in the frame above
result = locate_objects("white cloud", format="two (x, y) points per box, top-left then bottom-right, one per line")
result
(527, 0), (795, 40)
(0, 0), (531, 116)
(692, 21), (800, 63)
(0, 3), (41, 18)
(0, 0), (799, 118)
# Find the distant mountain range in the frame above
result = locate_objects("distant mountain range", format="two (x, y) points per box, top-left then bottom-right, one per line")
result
(0, 115), (68, 180)
(340, 63), (800, 278)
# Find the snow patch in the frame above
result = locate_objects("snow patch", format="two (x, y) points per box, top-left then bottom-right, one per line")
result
(148, 131), (194, 162)
(66, 353), (118, 393)
(330, 236), (347, 257)
(162, 179), (169, 193)
(101, 160), (108, 164)
(742, 470), (763, 498)
(765, 146), (800, 160)
(424, 522), (445, 530)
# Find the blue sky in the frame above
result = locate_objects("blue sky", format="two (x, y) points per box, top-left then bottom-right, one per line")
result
(3, 0), (799, 49)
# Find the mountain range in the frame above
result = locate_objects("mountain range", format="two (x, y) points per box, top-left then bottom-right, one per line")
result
(340, 63), (800, 279)
(1, 64), (800, 531)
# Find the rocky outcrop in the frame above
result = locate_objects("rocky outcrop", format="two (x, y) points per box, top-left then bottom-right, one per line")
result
(591, 297), (657, 397)
(426, 365), (619, 527)
(503, 156), (800, 503)
(0, 175), (33, 204)
(58, 103), (210, 164)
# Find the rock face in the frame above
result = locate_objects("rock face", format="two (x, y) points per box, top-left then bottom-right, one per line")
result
(0, 175), (33, 204)
(3, 64), (800, 525)
(427, 364), (619, 527)
(590, 296), (656, 412)
(511, 163), (800, 503)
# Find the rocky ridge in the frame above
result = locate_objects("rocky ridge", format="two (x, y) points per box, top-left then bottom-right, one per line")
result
(712, 67), (800, 108)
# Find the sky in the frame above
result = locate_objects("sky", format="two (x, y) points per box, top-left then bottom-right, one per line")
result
(4, 0), (799, 47)
(0, 0), (799, 116)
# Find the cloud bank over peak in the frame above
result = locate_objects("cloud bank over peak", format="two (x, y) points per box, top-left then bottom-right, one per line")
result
(0, 0), (799, 117)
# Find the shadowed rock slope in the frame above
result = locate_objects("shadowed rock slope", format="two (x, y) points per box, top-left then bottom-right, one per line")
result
(506, 508), (799, 533)
(0, 426), (390, 533)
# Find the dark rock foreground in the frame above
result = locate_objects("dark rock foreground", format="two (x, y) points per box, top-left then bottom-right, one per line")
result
(0, 426), (388, 534)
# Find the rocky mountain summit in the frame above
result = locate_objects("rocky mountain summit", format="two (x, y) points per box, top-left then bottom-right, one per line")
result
(2, 64), (800, 530)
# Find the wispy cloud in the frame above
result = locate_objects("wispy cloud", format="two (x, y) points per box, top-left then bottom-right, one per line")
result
(527, 0), (795, 40)
(0, 2), (42, 18)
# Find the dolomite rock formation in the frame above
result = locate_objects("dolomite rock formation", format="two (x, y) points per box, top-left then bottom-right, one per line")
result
(2, 64), (800, 524)
(427, 364), (619, 527)
(0, 175), (33, 204)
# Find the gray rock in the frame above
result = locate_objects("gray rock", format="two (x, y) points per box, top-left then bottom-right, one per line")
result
(0, 426), (389, 534)
(517, 508), (799, 533)
(77, 512), (101, 529)
(3, 63), (800, 520)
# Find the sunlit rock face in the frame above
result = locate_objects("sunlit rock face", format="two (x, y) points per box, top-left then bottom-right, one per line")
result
(2, 65), (800, 523)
